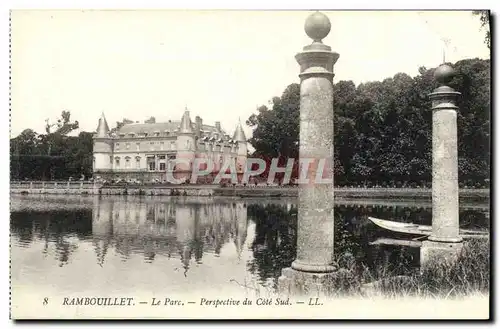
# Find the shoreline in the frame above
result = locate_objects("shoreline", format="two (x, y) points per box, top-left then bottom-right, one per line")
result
(10, 184), (490, 201)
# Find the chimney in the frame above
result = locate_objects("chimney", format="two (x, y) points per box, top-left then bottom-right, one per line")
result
(215, 121), (221, 132)
(195, 116), (203, 137)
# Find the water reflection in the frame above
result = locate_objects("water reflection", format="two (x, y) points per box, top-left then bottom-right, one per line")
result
(10, 195), (489, 291)
(90, 197), (249, 275)
(246, 202), (489, 285)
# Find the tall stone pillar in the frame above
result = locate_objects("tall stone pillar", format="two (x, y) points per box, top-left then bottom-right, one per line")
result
(421, 64), (463, 268)
(278, 11), (339, 296)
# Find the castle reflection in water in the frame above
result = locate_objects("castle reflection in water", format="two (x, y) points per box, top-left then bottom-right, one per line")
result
(92, 197), (251, 273)
(10, 194), (489, 289)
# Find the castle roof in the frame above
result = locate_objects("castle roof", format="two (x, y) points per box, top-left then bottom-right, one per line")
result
(232, 121), (246, 142)
(116, 121), (225, 137)
(179, 110), (194, 134)
(95, 113), (110, 138)
(107, 110), (242, 143)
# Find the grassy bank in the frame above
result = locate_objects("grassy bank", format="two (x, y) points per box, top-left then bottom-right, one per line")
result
(233, 238), (489, 300)
(329, 238), (490, 298)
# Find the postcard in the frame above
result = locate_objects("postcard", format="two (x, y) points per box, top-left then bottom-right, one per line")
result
(9, 9), (491, 320)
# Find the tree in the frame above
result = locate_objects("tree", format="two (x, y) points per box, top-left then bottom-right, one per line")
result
(43, 110), (80, 156)
(45, 110), (79, 135)
(145, 116), (156, 124)
(110, 118), (134, 134)
(247, 58), (490, 187)
(473, 11), (491, 49)
(247, 83), (300, 159)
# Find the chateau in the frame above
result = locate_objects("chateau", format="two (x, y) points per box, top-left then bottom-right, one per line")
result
(92, 109), (248, 182)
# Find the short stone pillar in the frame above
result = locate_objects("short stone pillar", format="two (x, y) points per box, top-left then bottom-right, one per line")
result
(421, 64), (463, 269)
(278, 11), (339, 296)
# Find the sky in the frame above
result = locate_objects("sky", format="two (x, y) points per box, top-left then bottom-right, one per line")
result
(10, 10), (490, 139)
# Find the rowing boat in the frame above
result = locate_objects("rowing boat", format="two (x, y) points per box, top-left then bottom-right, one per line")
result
(368, 216), (489, 238)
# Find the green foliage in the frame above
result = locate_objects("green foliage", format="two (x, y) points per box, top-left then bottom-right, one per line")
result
(360, 238), (490, 298)
(473, 11), (491, 49)
(11, 111), (93, 180)
(247, 59), (490, 187)
(247, 83), (300, 159)
(110, 118), (134, 134)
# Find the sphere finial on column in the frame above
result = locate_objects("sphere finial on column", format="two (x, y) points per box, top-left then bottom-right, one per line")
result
(434, 63), (455, 86)
(304, 11), (331, 42)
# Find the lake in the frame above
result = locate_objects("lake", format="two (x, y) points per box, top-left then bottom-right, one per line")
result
(10, 194), (489, 305)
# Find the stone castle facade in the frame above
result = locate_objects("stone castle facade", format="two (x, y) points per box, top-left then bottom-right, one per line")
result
(92, 109), (248, 182)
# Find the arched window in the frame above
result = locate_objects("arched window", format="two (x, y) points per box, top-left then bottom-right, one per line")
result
(125, 156), (131, 169)
(115, 157), (120, 168)
(135, 156), (141, 169)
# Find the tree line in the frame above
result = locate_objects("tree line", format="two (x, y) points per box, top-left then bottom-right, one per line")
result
(10, 111), (93, 180)
(10, 59), (490, 187)
(247, 58), (490, 188)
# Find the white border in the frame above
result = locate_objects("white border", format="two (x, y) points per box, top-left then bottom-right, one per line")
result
(2, 0), (497, 327)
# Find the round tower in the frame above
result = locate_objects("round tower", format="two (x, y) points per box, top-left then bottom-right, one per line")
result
(175, 109), (196, 180)
(233, 120), (248, 174)
(93, 113), (112, 173)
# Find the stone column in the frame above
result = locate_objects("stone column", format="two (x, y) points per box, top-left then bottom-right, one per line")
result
(278, 11), (339, 296)
(421, 64), (463, 268)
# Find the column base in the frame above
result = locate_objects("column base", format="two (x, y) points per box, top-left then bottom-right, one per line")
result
(278, 266), (355, 297)
(420, 240), (463, 272)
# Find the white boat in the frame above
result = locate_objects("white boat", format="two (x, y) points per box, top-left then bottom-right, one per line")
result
(368, 216), (489, 238)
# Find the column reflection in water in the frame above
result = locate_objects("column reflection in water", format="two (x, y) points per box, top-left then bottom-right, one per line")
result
(91, 196), (114, 266)
(233, 203), (248, 259)
(176, 204), (196, 275)
(91, 197), (249, 275)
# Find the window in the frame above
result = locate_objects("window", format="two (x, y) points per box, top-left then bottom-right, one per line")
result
(93, 157), (95, 169)
(159, 155), (166, 160)
(116, 143), (120, 150)
(160, 142), (164, 150)
(136, 143), (140, 151)
(171, 141), (176, 150)
(160, 163), (166, 171)
(115, 157), (120, 168)
(150, 142), (154, 151)
(136, 157), (141, 169)
(125, 156), (131, 168)
(126, 143), (130, 150)
(147, 156), (156, 171)
(167, 156), (176, 171)
(109, 156), (113, 164)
